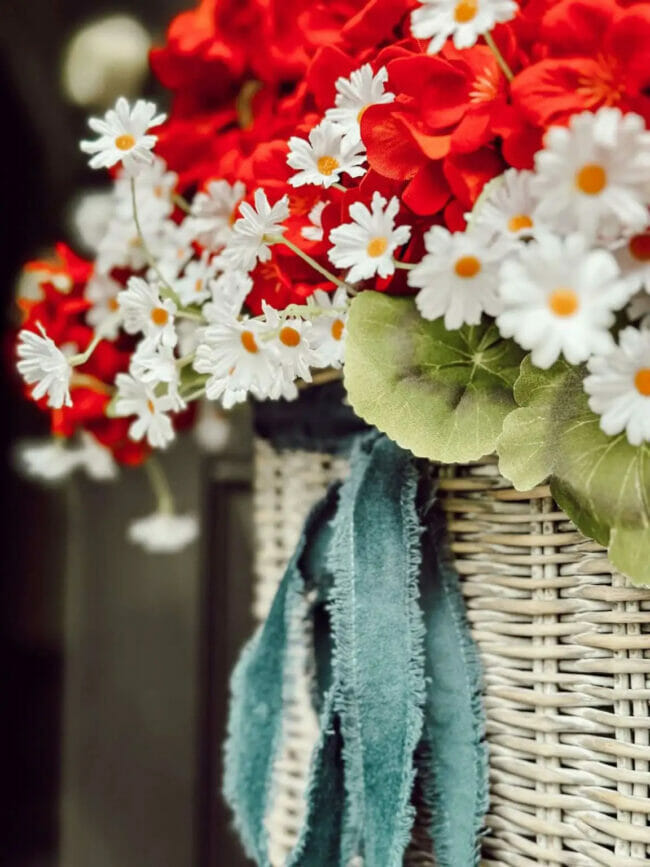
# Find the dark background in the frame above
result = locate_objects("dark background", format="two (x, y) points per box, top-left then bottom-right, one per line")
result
(0, 3), (196, 864)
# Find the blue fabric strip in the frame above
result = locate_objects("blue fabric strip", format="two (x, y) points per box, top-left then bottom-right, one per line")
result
(223, 434), (488, 866)
(327, 434), (426, 866)
(419, 514), (489, 867)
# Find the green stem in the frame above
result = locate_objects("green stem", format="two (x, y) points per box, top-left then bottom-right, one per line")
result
(175, 309), (205, 323)
(393, 260), (416, 271)
(268, 234), (351, 291)
(70, 313), (122, 367)
(144, 456), (175, 514)
(130, 179), (182, 306)
(175, 352), (196, 369)
(484, 32), (514, 83)
(172, 192), (192, 214)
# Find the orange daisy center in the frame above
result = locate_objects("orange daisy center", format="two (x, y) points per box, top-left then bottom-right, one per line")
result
(279, 326), (301, 347)
(454, 0), (478, 23)
(367, 237), (388, 258)
(151, 307), (169, 326)
(331, 319), (345, 341)
(575, 164), (607, 195)
(549, 288), (579, 317)
(115, 133), (136, 151)
(317, 155), (340, 177)
(634, 368), (650, 396)
(508, 214), (534, 233)
(454, 255), (481, 278)
(240, 330), (259, 353)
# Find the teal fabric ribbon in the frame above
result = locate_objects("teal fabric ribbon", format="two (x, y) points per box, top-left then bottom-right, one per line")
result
(224, 432), (488, 866)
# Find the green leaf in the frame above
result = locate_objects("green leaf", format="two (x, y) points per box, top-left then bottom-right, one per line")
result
(497, 357), (650, 585)
(343, 292), (525, 463)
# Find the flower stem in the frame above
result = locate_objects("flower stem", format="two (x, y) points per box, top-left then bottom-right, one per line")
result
(175, 308), (205, 322)
(484, 32), (514, 82)
(268, 234), (352, 291)
(175, 352), (196, 369)
(393, 259), (416, 271)
(70, 373), (115, 395)
(130, 179), (181, 306)
(70, 313), (122, 367)
(172, 192), (192, 214)
(145, 456), (175, 514)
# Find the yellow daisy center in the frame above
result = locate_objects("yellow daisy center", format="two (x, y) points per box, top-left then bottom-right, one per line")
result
(629, 233), (650, 262)
(549, 288), (579, 317)
(115, 133), (136, 151)
(454, 0), (478, 23)
(454, 255), (481, 278)
(367, 237), (388, 258)
(147, 399), (155, 413)
(331, 319), (344, 341)
(575, 163), (607, 195)
(240, 330), (259, 353)
(151, 307), (169, 326)
(317, 155), (340, 177)
(279, 326), (301, 347)
(634, 368), (650, 396)
(508, 214), (534, 233)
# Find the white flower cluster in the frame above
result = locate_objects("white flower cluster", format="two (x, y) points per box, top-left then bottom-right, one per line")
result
(407, 108), (650, 446)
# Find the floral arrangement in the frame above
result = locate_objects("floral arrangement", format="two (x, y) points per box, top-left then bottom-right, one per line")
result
(12, 0), (650, 581)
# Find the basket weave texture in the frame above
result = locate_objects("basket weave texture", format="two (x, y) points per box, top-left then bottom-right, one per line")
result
(252, 439), (650, 867)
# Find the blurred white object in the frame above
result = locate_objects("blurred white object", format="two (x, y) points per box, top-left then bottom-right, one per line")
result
(194, 401), (231, 453)
(62, 15), (151, 109)
(70, 189), (114, 253)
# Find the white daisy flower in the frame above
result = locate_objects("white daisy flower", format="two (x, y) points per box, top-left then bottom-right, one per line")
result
(628, 291), (650, 329)
(114, 157), (178, 223)
(17, 324), (73, 408)
(114, 372), (177, 448)
(328, 192), (411, 283)
(325, 65), (395, 142)
(193, 308), (278, 408)
(118, 277), (178, 348)
(175, 254), (218, 306)
(301, 202), (327, 242)
(95, 215), (149, 274)
(308, 287), (349, 369)
(80, 97), (166, 176)
(411, 0), (518, 54)
(287, 120), (366, 189)
(532, 109), (650, 242)
(408, 225), (508, 328)
(77, 432), (118, 480)
(130, 339), (183, 408)
(496, 233), (633, 369)
(194, 401), (231, 453)
(614, 229), (650, 293)
(189, 179), (246, 250)
(17, 438), (79, 482)
(128, 511), (198, 554)
(85, 273), (122, 339)
(208, 270), (252, 315)
(221, 189), (290, 272)
(473, 169), (545, 245)
(263, 302), (316, 388)
(585, 327), (650, 445)
(152, 219), (196, 283)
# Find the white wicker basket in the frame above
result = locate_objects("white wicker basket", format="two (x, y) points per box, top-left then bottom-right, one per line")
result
(252, 439), (650, 867)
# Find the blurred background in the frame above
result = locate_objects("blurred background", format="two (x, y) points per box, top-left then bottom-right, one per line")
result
(1, 3), (253, 864)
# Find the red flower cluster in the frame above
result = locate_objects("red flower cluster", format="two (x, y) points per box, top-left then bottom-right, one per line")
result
(152, 0), (650, 305)
(16, 246), (192, 465)
(13, 0), (650, 455)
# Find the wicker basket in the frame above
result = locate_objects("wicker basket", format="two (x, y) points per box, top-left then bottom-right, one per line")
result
(252, 439), (650, 867)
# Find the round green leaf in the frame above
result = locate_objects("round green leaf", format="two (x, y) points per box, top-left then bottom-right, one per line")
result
(497, 357), (650, 585)
(343, 292), (525, 463)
